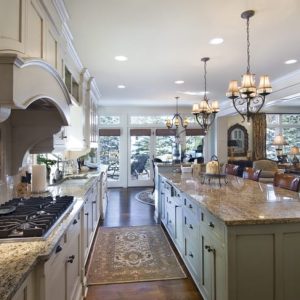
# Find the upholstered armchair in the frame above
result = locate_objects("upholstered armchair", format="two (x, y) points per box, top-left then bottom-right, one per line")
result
(253, 159), (278, 183)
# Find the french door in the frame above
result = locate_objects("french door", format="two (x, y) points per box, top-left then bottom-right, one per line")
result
(128, 128), (175, 187)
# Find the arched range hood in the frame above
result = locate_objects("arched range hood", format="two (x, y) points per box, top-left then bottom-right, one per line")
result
(0, 54), (71, 175)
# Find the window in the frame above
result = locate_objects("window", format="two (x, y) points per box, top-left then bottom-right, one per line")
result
(130, 116), (171, 125)
(185, 129), (205, 161)
(99, 129), (121, 181)
(99, 116), (120, 125)
(266, 114), (300, 160)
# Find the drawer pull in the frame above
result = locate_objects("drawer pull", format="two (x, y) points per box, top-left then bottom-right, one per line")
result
(205, 245), (215, 253)
(188, 204), (193, 209)
(189, 224), (193, 230)
(188, 252), (194, 258)
(73, 219), (78, 225)
(67, 255), (75, 263)
(92, 200), (96, 204)
(209, 222), (215, 228)
(55, 245), (63, 254)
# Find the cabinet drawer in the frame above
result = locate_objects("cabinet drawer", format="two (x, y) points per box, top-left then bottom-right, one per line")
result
(183, 209), (199, 241)
(66, 213), (81, 244)
(185, 237), (200, 278)
(201, 209), (225, 242)
(183, 196), (197, 216)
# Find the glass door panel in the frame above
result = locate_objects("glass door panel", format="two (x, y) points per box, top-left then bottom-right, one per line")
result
(128, 135), (151, 186)
(99, 136), (120, 182)
(155, 136), (175, 162)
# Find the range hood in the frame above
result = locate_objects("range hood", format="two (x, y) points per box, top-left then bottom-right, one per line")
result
(0, 54), (72, 175)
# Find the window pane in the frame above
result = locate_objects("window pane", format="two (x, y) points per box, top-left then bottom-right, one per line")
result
(155, 136), (175, 162)
(281, 114), (300, 125)
(186, 136), (203, 161)
(130, 116), (172, 125)
(130, 136), (150, 181)
(283, 127), (300, 153)
(266, 128), (277, 160)
(266, 114), (280, 125)
(99, 116), (120, 125)
(99, 136), (120, 181)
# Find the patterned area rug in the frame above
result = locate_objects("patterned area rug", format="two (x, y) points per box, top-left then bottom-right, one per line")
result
(135, 190), (154, 206)
(87, 225), (186, 285)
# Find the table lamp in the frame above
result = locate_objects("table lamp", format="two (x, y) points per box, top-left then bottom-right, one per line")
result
(272, 134), (288, 163)
(290, 146), (299, 165)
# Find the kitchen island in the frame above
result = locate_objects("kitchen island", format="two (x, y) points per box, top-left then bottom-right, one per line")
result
(0, 168), (107, 300)
(158, 171), (300, 300)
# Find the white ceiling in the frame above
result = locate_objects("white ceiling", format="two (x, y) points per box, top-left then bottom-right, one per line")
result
(64, 0), (300, 110)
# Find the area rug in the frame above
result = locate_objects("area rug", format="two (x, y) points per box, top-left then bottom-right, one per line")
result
(135, 190), (154, 206)
(87, 225), (186, 285)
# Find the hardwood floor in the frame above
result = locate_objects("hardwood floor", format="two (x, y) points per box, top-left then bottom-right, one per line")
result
(86, 187), (203, 300)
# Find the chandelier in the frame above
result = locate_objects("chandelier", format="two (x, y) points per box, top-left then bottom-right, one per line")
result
(226, 10), (272, 122)
(166, 96), (189, 129)
(192, 57), (219, 133)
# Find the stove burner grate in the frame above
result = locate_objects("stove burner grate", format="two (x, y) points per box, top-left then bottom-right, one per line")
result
(0, 195), (73, 239)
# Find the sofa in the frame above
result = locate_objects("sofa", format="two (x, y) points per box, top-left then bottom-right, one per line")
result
(253, 159), (278, 183)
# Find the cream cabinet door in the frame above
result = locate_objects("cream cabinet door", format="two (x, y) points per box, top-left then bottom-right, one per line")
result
(12, 271), (35, 300)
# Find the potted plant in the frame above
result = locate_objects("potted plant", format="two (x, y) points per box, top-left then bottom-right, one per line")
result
(37, 155), (57, 179)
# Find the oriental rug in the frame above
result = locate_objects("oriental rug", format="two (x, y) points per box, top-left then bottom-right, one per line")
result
(135, 190), (154, 206)
(87, 225), (186, 285)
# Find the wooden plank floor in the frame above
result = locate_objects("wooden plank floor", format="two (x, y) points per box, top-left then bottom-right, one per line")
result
(86, 187), (203, 300)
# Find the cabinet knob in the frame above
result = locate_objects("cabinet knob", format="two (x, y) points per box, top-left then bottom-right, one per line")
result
(55, 245), (63, 253)
(188, 252), (194, 258)
(168, 220), (172, 224)
(189, 224), (193, 230)
(188, 204), (193, 209)
(205, 245), (215, 253)
(67, 255), (75, 263)
(85, 212), (89, 216)
(73, 219), (78, 225)
(92, 200), (96, 204)
(209, 222), (215, 228)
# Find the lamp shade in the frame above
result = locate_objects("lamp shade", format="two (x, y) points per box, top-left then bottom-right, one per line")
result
(290, 146), (300, 155)
(272, 134), (288, 146)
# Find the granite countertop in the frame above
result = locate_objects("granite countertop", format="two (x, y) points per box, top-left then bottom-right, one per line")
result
(161, 172), (300, 226)
(0, 169), (104, 300)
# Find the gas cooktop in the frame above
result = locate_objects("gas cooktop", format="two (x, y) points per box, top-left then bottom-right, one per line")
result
(0, 195), (74, 241)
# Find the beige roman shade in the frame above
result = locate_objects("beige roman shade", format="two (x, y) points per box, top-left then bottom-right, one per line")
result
(130, 129), (151, 136)
(155, 129), (176, 136)
(99, 129), (121, 136)
(185, 129), (205, 136)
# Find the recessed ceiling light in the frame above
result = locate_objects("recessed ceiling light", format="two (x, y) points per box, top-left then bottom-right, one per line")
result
(117, 85), (126, 89)
(114, 55), (128, 62)
(174, 80), (184, 84)
(285, 59), (297, 65)
(209, 38), (224, 45)
(179, 91), (209, 96)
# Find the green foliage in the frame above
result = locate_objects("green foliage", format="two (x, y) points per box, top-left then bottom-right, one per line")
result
(37, 154), (57, 168)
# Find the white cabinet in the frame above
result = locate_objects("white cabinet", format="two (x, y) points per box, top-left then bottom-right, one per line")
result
(200, 208), (226, 300)
(40, 211), (81, 300)
(12, 271), (35, 300)
(99, 171), (108, 220)
(182, 197), (201, 284)
(82, 191), (93, 263)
